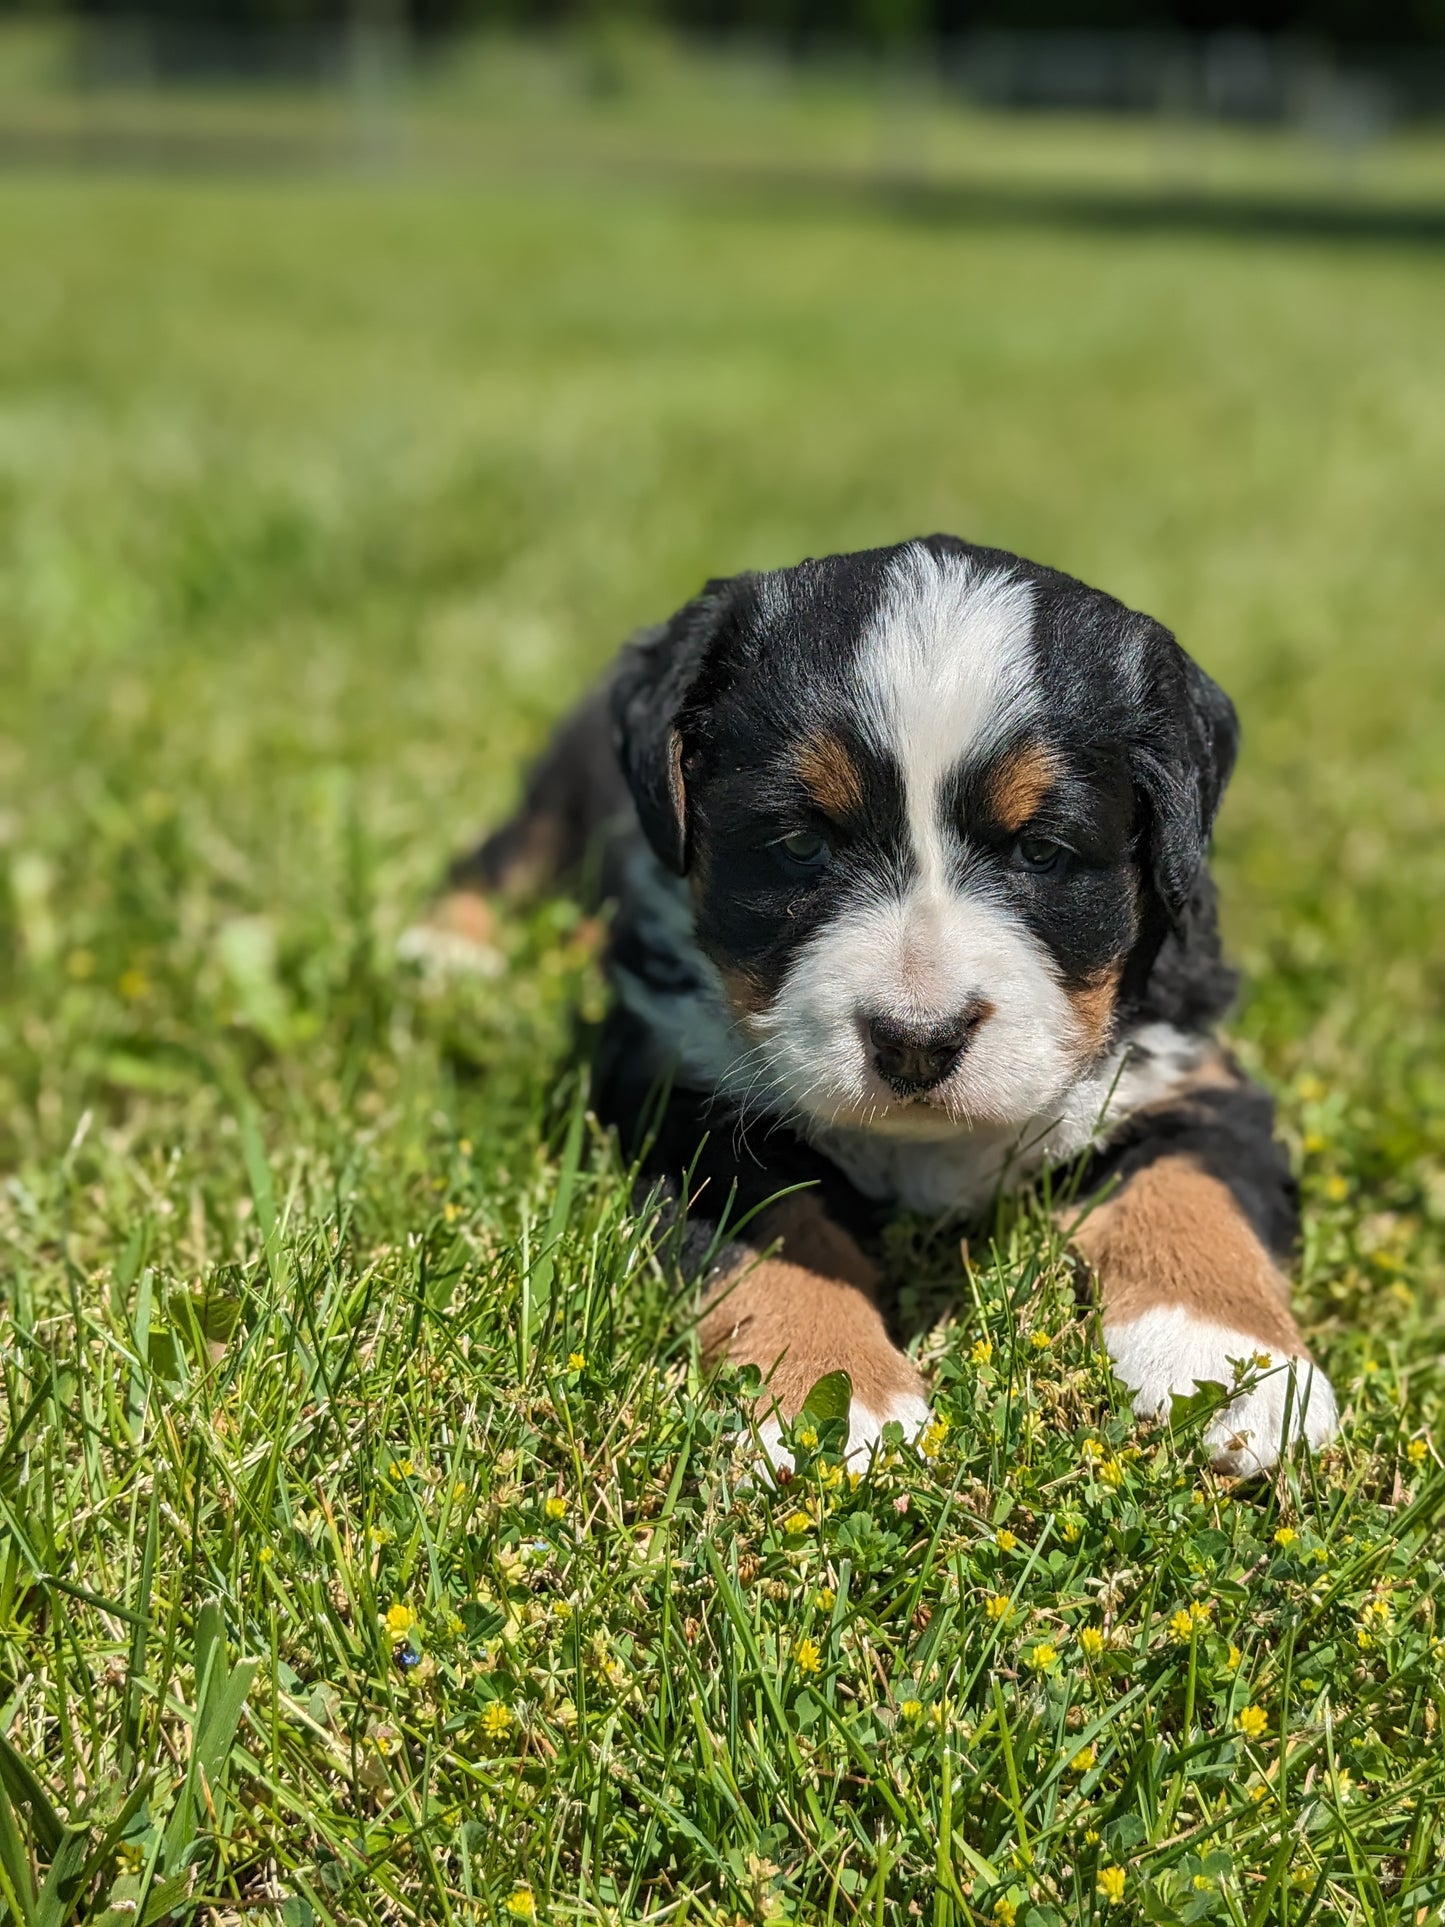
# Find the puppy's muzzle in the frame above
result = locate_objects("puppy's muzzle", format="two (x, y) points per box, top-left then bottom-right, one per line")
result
(864, 1004), (988, 1096)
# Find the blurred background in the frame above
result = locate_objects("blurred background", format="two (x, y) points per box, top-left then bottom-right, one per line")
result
(4, 0), (1445, 194)
(0, 0), (1441, 1187)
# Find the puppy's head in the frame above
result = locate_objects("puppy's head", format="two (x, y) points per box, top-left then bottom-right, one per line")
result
(612, 536), (1237, 1137)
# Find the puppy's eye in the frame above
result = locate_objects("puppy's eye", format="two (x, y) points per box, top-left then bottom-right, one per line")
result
(773, 830), (831, 871)
(1014, 834), (1071, 876)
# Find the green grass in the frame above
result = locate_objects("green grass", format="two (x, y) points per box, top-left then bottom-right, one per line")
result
(2, 69), (1445, 1926)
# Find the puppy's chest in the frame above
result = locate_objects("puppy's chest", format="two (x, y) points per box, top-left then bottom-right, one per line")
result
(802, 1122), (1021, 1217)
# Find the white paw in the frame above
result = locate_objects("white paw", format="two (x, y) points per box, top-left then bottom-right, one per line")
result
(754, 1391), (932, 1477)
(396, 921), (505, 979)
(1105, 1304), (1338, 1477)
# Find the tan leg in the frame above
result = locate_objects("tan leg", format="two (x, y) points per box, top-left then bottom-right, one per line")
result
(1069, 1155), (1337, 1475)
(700, 1196), (929, 1469)
(400, 682), (624, 975)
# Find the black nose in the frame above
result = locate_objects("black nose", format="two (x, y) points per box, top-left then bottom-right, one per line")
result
(866, 1007), (985, 1095)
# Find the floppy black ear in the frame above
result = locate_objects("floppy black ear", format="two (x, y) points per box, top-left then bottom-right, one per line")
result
(1131, 626), (1240, 927)
(609, 577), (743, 875)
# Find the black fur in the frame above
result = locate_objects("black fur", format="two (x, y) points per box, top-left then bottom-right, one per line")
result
(449, 685), (633, 901)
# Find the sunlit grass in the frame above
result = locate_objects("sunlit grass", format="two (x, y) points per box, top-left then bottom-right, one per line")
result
(0, 96), (1443, 1923)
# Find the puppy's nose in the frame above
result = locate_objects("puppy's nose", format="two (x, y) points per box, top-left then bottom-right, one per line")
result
(866, 1007), (984, 1094)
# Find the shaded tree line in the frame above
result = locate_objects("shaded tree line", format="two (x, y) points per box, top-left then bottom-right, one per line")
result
(47, 0), (1445, 49)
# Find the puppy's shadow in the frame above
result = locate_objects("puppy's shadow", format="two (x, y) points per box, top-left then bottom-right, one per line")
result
(876, 1195), (1091, 1358)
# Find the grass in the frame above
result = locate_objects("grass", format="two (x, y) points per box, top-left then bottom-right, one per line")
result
(1, 56), (1445, 1927)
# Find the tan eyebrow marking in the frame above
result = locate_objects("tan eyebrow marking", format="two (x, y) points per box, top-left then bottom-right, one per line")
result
(794, 732), (865, 821)
(986, 740), (1059, 832)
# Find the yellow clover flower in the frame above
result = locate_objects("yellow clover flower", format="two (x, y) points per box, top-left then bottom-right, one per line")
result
(1237, 1704), (1268, 1740)
(1097, 1866), (1126, 1903)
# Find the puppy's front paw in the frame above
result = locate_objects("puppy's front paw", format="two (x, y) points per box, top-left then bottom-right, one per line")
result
(1105, 1304), (1339, 1476)
(700, 1203), (933, 1480)
(754, 1386), (932, 1477)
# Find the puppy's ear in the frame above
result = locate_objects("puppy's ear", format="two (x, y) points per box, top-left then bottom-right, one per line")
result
(610, 577), (743, 875)
(1131, 625), (1240, 926)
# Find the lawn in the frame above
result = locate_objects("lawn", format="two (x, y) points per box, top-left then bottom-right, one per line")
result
(1, 59), (1445, 1927)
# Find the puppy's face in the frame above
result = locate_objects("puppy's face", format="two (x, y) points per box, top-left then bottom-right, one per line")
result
(614, 537), (1236, 1138)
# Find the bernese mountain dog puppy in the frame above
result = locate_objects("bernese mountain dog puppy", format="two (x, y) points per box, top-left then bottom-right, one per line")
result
(420, 534), (1338, 1477)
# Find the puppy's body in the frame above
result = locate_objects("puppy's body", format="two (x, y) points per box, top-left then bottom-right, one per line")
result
(436, 536), (1338, 1475)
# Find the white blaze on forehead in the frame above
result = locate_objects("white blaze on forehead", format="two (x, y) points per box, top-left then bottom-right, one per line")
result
(857, 544), (1038, 874)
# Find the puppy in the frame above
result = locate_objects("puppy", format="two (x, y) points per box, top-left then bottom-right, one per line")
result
(423, 535), (1339, 1476)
